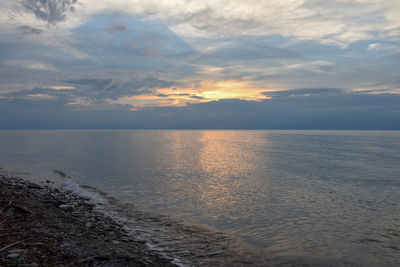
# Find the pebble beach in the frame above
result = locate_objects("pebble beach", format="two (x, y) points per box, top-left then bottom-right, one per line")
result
(0, 173), (174, 266)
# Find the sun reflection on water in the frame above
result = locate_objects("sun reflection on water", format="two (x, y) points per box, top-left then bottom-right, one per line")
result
(190, 131), (272, 220)
(1, 130), (400, 265)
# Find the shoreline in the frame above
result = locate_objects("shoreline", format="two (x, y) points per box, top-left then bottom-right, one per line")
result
(0, 170), (362, 266)
(0, 172), (271, 266)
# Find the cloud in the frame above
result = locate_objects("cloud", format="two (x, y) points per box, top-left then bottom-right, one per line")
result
(71, 14), (195, 65)
(189, 95), (205, 99)
(70, 0), (400, 47)
(21, 0), (77, 24)
(17, 25), (43, 35)
(2, 90), (399, 129)
(190, 35), (302, 67)
(64, 78), (112, 89)
(0, 0), (399, 130)
(262, 88), (345, 98)
(5, 60), (57, 71)
(0, 68), (176, 112)
(367, 42), (400, 55)
(107, 22), (129, 34)
(52, 73), (174, 104)
(156, 93), (168, 97)
(354, 88), (397, 94)
(3, 0), (399, 49)
(3, 86), (73, 103)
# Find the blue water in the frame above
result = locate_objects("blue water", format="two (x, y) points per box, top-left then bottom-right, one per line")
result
(1, 130), (400, 265)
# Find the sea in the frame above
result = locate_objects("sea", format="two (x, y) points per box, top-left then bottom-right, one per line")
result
(0, 130), (399, 266)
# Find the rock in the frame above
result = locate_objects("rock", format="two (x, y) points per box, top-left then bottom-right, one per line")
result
(8, 248), (25, 254)
(54, 169), (67, 177)
(78, 257), (94, 263)
(205, 250), (224, 257)
(94, 255), (111, 261)
(0, 174), (177, 267)
(59, 204), (74, 211)
(7, 206), (30, 215)
(27, 184), (42, 189)
(7, 253), (20, 259)
(24, 242), (45, 247)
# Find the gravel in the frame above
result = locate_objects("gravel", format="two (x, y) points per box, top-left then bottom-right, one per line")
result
(0, 174), (175, 266)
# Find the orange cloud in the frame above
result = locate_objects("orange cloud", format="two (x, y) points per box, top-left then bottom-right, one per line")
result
(196, 80), (266, 100)
(48, 86), (76, 90)
(110, 79), (274, 110)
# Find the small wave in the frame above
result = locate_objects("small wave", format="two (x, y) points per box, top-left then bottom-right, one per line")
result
(62, 180), (107, 205)
(61, 178), (363, 266)
(3, 166), (364, 266)
(61, 178), (263, 266)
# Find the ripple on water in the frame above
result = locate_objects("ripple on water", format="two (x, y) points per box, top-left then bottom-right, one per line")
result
(63, 180), (364, 266)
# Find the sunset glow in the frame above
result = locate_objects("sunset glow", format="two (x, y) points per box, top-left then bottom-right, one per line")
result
(0, 0), (399, 129)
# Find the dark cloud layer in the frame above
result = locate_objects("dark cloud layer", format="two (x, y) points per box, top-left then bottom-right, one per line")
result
(63, 76), (174, 100)
(263, 88), (345, 98)
(0, 75), (173, 106)
(64, 78), (113, 89)
(1, 90), (399, 130)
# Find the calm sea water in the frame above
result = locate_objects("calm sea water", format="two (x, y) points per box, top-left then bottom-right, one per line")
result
(1, 130), (400, 265)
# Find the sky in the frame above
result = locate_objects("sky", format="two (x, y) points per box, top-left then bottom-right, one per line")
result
(0, 0), (399, 129)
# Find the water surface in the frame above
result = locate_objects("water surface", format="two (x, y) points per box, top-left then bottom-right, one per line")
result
(1, 130), (399, 265)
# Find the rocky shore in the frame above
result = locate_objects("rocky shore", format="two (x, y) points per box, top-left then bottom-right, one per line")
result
(0, 173), (174, 266)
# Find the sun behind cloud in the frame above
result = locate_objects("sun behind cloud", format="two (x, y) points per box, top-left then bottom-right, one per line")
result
(109, 80), (272, 110)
